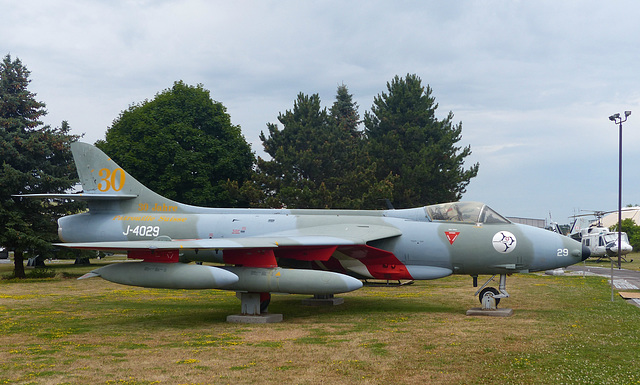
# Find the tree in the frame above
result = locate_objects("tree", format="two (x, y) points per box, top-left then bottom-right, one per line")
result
(255, 86), (393, 209)
(96, 81), (255, 207)
(256, 92), (331, 208)
(364, 74), (479, 208)
(0, 54), (80, 278)
(328, 84), (396, 209)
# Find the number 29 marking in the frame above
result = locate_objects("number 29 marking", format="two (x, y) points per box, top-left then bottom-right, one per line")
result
(98, 168), (125, 192)
(557, 248), (569, 257)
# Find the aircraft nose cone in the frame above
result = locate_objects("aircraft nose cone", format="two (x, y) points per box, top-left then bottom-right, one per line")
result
(581, 244), (591, 261)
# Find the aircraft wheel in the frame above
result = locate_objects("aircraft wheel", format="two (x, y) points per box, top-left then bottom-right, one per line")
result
(260, 293), (271, 313)
(479, 287), (500, 306)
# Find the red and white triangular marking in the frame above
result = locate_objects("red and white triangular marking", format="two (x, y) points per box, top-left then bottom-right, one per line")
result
(445, 231), (460, 245)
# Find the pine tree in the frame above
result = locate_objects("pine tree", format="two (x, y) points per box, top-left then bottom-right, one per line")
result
(364, 74), (479, 208)
(0, 54), (80, 278)
(255, 87), (393, 209)
(256, 93), (331, 208)
(328, 84), (395, 209)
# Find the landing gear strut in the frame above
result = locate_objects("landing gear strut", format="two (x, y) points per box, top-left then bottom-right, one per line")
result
(474, 274), (510, 310)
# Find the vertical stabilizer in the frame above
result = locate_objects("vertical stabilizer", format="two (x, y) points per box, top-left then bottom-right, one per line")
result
(71, 142), (186, 213)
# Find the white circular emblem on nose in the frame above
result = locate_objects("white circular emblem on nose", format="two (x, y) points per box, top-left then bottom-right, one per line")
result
(492, 231), (517, 253)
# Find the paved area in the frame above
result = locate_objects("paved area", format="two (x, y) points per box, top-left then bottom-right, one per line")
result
(564, 264), (640, 307)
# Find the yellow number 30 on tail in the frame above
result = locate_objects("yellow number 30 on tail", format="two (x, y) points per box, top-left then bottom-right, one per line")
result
(98, 168), (125, 192)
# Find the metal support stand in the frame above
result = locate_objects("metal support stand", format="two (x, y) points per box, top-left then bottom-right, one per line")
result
(226, 292), (283, 323)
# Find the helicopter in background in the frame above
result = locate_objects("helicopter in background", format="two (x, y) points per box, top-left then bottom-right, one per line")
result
(569, 210), (633, 262)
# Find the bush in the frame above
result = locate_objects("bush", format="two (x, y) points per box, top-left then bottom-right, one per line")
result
(26, 267), (56, 279)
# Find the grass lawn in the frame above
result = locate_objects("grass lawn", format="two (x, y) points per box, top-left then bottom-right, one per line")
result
(1, 256), (639, 384)
(581, 252), (640, 271)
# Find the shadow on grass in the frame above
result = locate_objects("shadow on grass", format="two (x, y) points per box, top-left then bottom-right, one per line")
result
(272, 295), (462, 319)
(60, 290), (465, 331)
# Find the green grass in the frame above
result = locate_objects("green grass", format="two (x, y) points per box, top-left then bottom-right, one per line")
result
(1, 259), (640, 384)
(582, 251), (640, 271)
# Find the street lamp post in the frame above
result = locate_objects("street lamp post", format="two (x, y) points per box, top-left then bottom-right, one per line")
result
(609, 111), (631, 270)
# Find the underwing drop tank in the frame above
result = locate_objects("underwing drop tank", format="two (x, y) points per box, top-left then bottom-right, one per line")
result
(220, 266), (363, 294)
(79, 262), (239, 289)
(79, 263), (363, 295)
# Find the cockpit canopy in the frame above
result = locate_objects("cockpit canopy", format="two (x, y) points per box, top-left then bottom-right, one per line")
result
(425, 201), (510, 224)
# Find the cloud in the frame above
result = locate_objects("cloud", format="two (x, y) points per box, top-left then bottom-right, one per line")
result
(3, 0), (640, 222)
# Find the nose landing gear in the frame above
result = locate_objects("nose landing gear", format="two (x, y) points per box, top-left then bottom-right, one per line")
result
(475, 274), (509, 309)
(467, 274), (514, 317)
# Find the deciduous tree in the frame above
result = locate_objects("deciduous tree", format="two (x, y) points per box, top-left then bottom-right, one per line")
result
(96, 81), (255, 207)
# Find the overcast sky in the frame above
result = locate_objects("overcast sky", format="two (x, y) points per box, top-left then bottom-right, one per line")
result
(3, 0), (640, 224)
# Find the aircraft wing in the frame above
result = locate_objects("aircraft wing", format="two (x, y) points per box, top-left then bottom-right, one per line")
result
(263, 224), (402, 245)
(55, 224), (402, 251)
(56, 224), (402, 268)
(55, 238), (279, 250)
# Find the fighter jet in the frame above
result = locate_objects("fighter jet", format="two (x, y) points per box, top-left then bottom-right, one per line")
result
(20, 142), (589, 319)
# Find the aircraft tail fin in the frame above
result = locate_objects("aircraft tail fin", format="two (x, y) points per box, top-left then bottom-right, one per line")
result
(68, 142), (188, 213)
(548, 222), (562, 234)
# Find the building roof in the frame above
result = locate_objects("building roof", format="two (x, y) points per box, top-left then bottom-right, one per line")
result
(596, 207), (640, 228)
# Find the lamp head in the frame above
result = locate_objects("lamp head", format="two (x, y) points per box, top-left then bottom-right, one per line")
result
(625, 111), (632, 117)
(609, 113), (620, 121)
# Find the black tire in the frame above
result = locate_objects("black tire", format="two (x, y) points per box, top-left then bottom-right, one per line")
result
(260, 294), (271, 313)
(479, 287), (500, 306)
